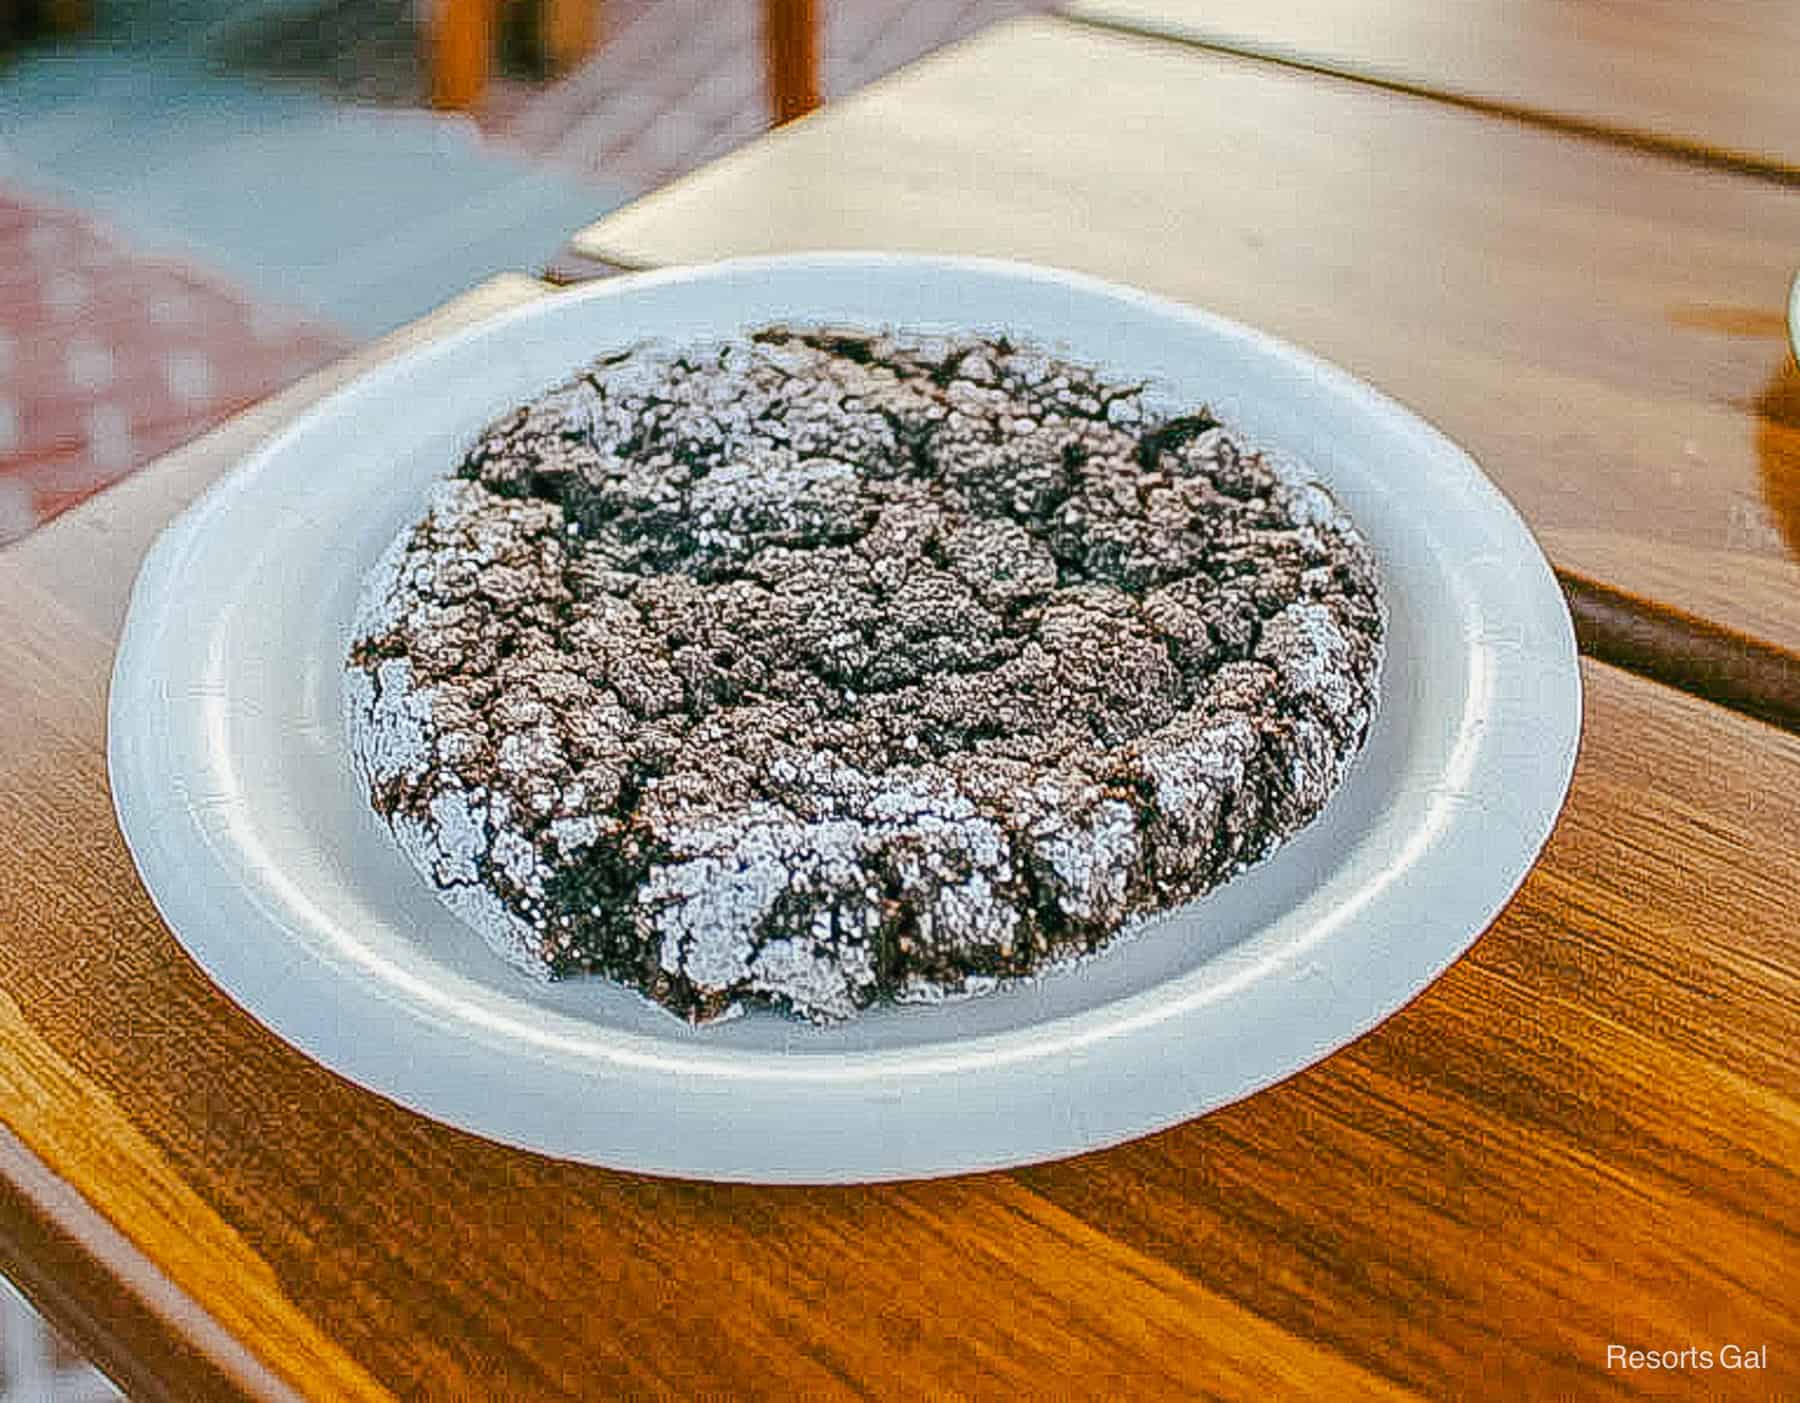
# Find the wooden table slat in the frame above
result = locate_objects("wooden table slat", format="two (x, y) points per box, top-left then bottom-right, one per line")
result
(573, 17), (1800, 668)
(0, 1121), (301, 1403)
(2, 579), (1794, 1396)
(1022, 661), (1800, 1398)
(0, 275), (552, 1401)
(1061, 0), (1800, 181)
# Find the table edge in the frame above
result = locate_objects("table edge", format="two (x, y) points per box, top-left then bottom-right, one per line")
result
(0, 1123), (303, 1403)
(1560, 570), (1800, 733)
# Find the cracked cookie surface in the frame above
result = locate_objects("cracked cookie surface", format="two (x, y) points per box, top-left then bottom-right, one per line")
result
(345, 328), (1385, 1022)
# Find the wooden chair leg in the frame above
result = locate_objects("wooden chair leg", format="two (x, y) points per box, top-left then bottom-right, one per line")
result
(431, 0), (494, 110)
(46, 0), (93, 34)
(542, 0), (602, 76)
(764, 0), (820, 125)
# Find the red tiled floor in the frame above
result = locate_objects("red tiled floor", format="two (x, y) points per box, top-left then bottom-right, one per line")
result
(0, 191), (354, 544)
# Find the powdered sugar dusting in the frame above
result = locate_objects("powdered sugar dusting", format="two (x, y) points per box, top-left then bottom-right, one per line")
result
(345, 327), (1385, 1022)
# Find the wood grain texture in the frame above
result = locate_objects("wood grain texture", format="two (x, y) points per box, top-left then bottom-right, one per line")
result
(2, 277), (1796, 1397)
(0, 1123), (303, 1403)
(1541, 528), (1800, 665)
(0, 964), (386, 1400)
(0, 277), (549, 1400)
(1062, 0), (1800, 181)
(1021, 670), (1800, 1400)
(573, 17), (1800, 662)
(0, 550), (1794, 1398)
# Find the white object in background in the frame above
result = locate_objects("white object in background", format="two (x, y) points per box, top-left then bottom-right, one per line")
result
(108, 254), (1582, 1184)
(0, 1278), (120, 1403)
(1788, 269), (1798, 362)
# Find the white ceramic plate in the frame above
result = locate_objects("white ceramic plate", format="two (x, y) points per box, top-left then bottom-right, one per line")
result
(110, 255), (1580, 1183)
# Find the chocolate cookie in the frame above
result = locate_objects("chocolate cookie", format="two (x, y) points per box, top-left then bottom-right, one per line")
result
(346, 328), (1384, 1022)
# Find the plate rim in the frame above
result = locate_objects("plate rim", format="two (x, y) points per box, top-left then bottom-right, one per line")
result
(109, 251), (1582, 1181)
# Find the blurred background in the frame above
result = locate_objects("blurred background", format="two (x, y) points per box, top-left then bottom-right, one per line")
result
(0, 0), (1047, 545)
(0, 0), (1056, 1390)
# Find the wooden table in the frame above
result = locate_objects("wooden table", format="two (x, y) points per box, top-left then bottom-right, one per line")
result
(1063, 0), (1800, 181)
(2, 15), (1797, 1401)
(573, 19), (1800, 710)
